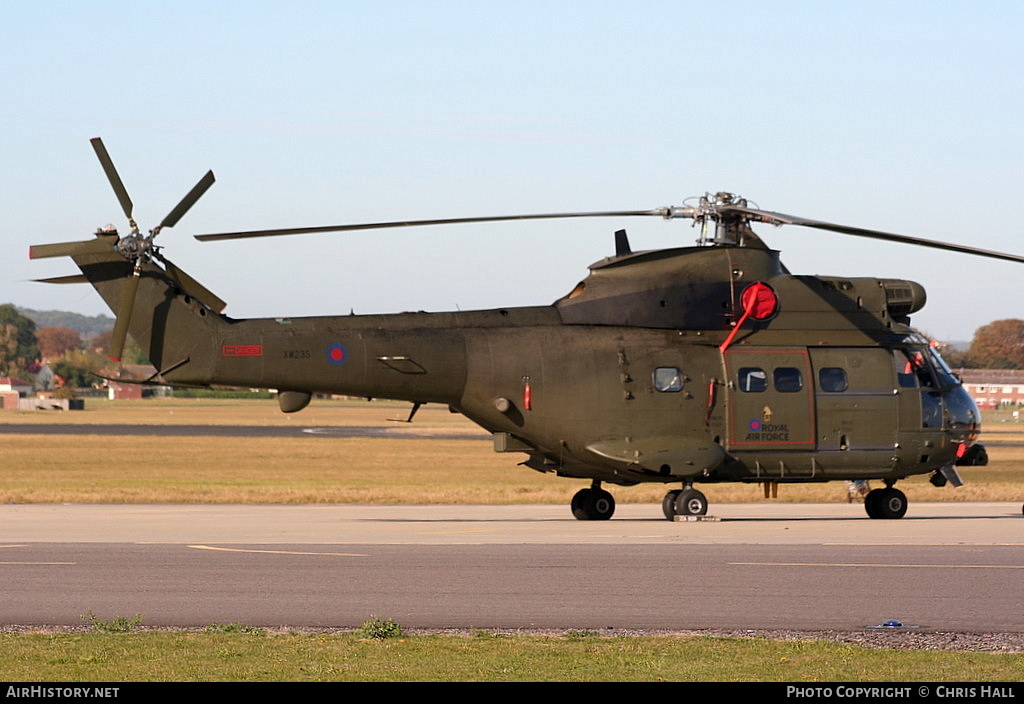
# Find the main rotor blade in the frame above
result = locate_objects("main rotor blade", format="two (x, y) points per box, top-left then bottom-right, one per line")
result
(90, 138), (134, 221)
(194, 208), (687, 242)
(726, 206), (1024, 265)
(158, 170), (216, 232)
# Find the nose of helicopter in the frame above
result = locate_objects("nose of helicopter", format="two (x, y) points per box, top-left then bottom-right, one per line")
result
(944, 384), (981, 445)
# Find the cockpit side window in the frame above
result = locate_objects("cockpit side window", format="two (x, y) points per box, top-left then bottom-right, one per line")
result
(925, 346), (959, 387)
(895, 349), (935, 388)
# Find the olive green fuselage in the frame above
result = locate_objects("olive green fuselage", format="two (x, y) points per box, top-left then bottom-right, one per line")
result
(74, 242), (979, 488)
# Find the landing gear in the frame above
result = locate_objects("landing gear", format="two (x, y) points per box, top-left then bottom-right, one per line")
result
(662, 485), (708, 520)
(662, 490), (681, 520)
(864, 486), (908, 519)
(571, 482), (615, 520)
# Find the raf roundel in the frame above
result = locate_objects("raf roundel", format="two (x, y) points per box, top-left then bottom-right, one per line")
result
(326, 343), (348, 366)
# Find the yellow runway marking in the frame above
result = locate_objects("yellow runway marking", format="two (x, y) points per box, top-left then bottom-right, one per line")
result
(188, 545), (369, 557)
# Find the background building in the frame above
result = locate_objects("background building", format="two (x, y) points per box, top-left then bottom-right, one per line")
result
(958, 369), (1024, 410)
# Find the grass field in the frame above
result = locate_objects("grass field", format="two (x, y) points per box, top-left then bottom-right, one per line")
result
(2, 397), (1023, 505)
(2, 629), (1022, 682)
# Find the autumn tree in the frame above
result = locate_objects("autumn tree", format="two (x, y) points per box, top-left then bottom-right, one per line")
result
(36, 326), (82, 359)
(0, 304), (39, 377)
(51, 354), (98, 388)
(91, 329), (149, 365)
(963, 319), (1024, 369)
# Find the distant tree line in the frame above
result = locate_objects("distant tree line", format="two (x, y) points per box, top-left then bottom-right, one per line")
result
(941, 319), (1024, 370)
(16, 307), (114, 339)
(0, 303), (146, 386)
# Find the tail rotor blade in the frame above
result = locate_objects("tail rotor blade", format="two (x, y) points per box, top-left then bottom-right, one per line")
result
(158, 170), (216, 233)
(90, 138), (134, 222)
(108, 271), (141, 362)
(161, 257), (227, 313)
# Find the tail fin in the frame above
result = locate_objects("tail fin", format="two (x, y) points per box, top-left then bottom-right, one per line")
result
(31, 138), (226, 380)
(32, 234), (227, 379)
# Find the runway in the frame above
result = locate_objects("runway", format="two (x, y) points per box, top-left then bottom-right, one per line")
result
(2, 502), (1022, 634)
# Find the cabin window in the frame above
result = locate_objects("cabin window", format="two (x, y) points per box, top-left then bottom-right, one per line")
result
(818, 367), (848, 392)
(653, 367), (683, 392)
(773, 367), (803, 393)
(738, 367), (767, 392)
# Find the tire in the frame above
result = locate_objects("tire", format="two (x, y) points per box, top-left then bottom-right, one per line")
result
(587, 488), (615, 520)
(674, 488), (708, 516)
(571, 488), (615, 520)
(864, 489), (881, 518)
(866, 488), (907, 519)
(571, 488), (593, 520)
(662, 490), (682, 521)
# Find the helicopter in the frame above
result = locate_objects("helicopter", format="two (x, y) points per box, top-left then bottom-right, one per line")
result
(31, 138), (1024, 521)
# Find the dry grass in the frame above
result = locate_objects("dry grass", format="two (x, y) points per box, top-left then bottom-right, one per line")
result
(2, 399), (1022, 505)
(3, 397), (472, 428)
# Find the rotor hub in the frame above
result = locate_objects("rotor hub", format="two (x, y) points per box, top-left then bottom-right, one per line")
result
(115, 233), (155, 263)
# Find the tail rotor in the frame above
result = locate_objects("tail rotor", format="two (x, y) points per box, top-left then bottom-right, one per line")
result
(31, 138), (222, 362)
(88, 138), (219, 361)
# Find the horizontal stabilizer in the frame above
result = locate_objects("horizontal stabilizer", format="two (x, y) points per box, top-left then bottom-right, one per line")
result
(29, 237), (115, 260)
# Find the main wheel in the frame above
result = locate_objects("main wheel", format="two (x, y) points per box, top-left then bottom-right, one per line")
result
(662, 489), (682, 520)
(571, 488), (615, 520)
(674, 488), (708, 516)
(571, 488), (592, 520)
(865, 488), (907, 519)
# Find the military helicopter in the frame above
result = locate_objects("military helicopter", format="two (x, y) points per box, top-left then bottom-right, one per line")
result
(31, 139), (1024, 521)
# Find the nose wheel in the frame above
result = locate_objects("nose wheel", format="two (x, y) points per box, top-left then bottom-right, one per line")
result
(864, 487), (908, 519)
(571, 483), (616, 520)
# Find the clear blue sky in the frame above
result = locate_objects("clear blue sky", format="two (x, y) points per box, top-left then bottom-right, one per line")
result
(3, 1), (1022, 341)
